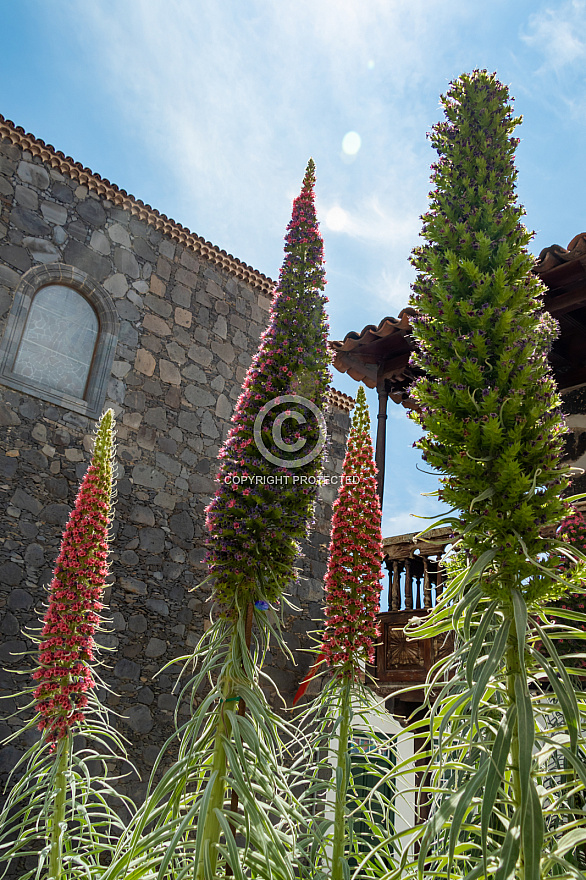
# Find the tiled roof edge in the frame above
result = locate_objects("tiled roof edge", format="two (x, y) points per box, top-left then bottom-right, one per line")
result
(327, 387), (354, 413)
(0, 114), (276, 295)
(534, 233), (586, 274)
(329, 308), (416, 352)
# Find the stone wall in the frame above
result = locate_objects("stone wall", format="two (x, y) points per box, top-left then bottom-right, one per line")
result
(0, 131), (351, 799)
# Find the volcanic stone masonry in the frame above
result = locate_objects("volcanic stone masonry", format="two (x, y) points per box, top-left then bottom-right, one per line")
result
(0, 125), (352, 802)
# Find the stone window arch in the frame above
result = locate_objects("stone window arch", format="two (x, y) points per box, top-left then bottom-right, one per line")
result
(0, 264), (119, 419)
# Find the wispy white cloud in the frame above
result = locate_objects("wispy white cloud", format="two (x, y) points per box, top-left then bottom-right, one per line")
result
(63, 0), (472, 277)
(522, 1), (586, 71)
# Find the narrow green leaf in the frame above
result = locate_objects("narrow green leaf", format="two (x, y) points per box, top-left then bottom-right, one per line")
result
(448, 761), (489, 877)
(528, 646), (578, 755)
(511, 590), (527, 680)
(418, 765), (487, 879)
(534, 620), (581, 752)
(481, 705), (516, 874)
(470, 618), (510, 732)
(466, 601), (498, 689)
(514, 674), (534, 824)
(494, 811), (521, 880)
(522, 778), (543, 880)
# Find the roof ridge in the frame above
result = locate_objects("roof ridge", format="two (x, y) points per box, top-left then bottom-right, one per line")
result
(0, 114), (276, 294)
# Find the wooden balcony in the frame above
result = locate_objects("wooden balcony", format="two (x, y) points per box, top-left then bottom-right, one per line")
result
(373, 527), (454, 700)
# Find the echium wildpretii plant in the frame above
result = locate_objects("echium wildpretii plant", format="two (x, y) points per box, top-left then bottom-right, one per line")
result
(0, 410), (129, 880)
(205, 157), (330, 616)
(321, 384), (382, 673)
(397, 71), (586, 880)
(294, 387), (394, 880)
(115, 162), (332, 880)
(33, 410), (115, 744)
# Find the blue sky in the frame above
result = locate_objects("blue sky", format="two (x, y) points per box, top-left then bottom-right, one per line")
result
(1, 0), (585, 541)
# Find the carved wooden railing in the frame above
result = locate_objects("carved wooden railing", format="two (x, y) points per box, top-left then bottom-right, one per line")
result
(374, 527), (453, 691)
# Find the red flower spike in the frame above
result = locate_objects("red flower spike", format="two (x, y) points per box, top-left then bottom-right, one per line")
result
(204, 159), (331, 616)
(321, 386), (382, 676)
(32, 409), (116, 744)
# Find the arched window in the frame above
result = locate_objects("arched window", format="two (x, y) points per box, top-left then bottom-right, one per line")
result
(0, 264), (119, 419)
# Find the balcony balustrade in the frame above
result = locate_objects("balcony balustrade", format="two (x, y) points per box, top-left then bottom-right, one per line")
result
(374, 527), (453, 697)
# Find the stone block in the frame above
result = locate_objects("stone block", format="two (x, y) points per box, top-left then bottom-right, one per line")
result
(134, 348), (156, 377)
(17, 160), (50, 189)
(40, 503), (71, 525)
(215, 394), (232, 420)
(169, 511), (194, 542)
(134, 237), (156, 262)
(132, 465), (166, 489)
(123, 704), (154, 734)
(149, 274), (166, 297)
(213, 316), (228, 339)
(211, 341), (235, 364)
(187, 344), (213, 367)
(11, 488), (42, 515)
(108, 223), (131, 246)
(115, 658), (141, 680)
(14, 183), (38, 209)
(156, 256), (172, 280)
(174, 306), (192, 328)
(23, 237), (60, 263)
(188, 473), (215, 494)
(77, 198), (106, 226)
(146, 598), (169, 616)
(168, 285), (191, 311)
(0, 264), (21, 288)
(0, 613), (19, 636)
(0, 403), (21, 427)
(128, 613), (148, 633)
(159, 360), (181, 385)
(0, 243), (32, 271)
(145, 637), (167, 658)
(138, 686), (154, 705)
(158, 693), (178, 712)
(201, 411), (220, 439)
(0, 640), (26, 665)
(145, 406), (168, 430)
(63, 240), (110, 282)
(119, 576), (147, 596)
(143, 314), (171, 336)
(184, 385), (215, 407)
(136, 426), (157, 450)
(139, 528), (165, 552)
(40, 201), (68, 225)
(0, 564), (23, 589)
(145, 294), (172, 318)
(130, 505), (155, 526)
(24, 543), (45, 567)
(114, 247), (140, 278)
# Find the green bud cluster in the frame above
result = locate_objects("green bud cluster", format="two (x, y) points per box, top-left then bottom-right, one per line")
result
(409, 70), (568, 602)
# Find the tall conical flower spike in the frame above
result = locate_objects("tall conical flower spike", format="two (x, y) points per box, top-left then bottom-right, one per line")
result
(204, 159), (331, 615)
(321, 385), (383, 674)
(32, 409), (116, 744)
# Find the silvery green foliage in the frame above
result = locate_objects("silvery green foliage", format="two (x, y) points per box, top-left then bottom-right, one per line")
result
(391, 70), (586, 880)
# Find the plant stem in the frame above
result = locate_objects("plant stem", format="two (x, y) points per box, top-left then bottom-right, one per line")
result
(47, 736), (68, 880)
(196, 605), (254, 880)
(505, 620), (524, 880)
(331, 677), (352, 880)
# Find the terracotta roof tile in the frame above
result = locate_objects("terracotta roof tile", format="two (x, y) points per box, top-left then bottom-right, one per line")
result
(329, 309), (417, 388)
(535, 233), (586, 273)
(327, 387), (354, 413)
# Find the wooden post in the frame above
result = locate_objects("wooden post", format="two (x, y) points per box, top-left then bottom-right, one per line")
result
(375, 380), (389, 506)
